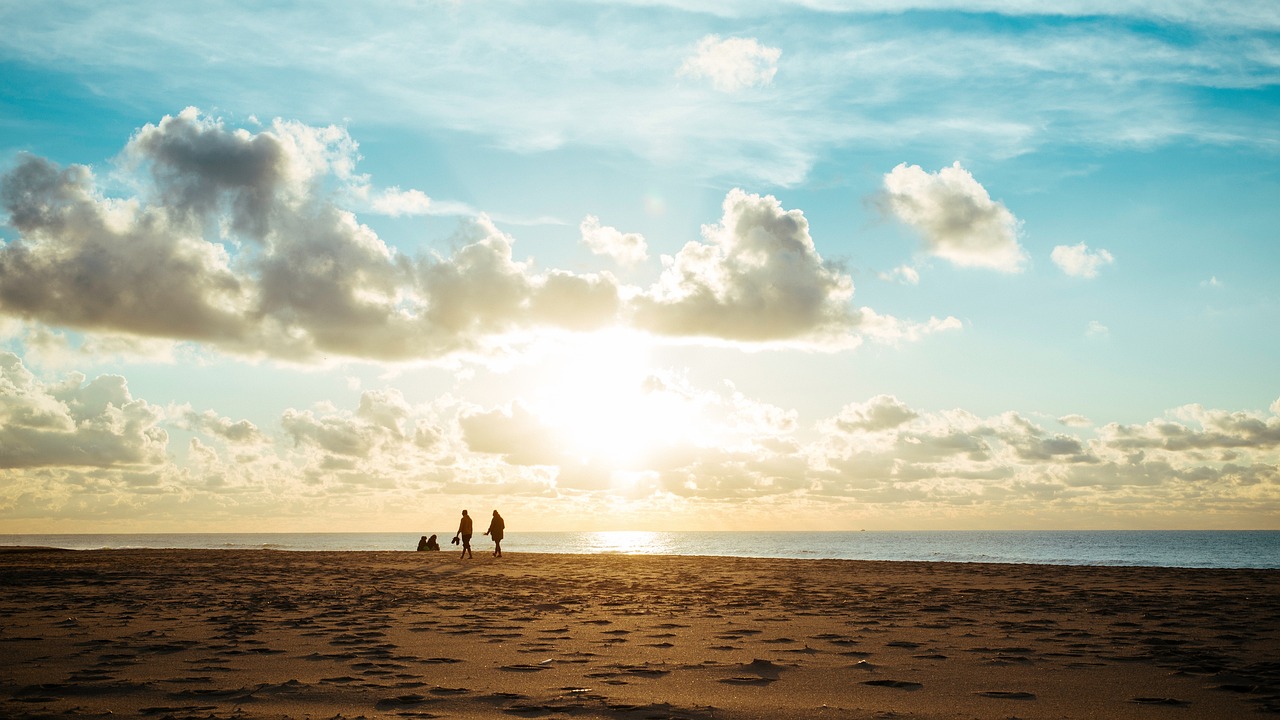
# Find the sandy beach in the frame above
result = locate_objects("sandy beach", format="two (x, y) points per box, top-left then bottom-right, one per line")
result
(1, 548), (1276, 719)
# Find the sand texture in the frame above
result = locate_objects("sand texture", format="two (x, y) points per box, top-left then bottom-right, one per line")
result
(1, 548), (1278, 719)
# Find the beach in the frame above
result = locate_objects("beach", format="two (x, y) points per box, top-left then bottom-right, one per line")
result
(1, 548), (1276, 719)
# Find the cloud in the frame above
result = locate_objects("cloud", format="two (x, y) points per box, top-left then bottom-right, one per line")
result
(1051, 242), (1114, 278)
(880, 162), (1027, 272)
(0, 110), (628, 362)
(1058, 414), (1092, 427)
(177, 407), (266, 445)
(1085, 320), (1109, 338)
(3, 351), (1279, 529)
(631, 189), (858, 343)
(459, 401), (564, 466)
(0, 352), (167, 469)
(370, 187), (433, 216)
(580, 215), (649, 265)
(678, 35), (781, 92)
(830, 394), (919, 432)
(4, 112), (960, 360)
(878, 265), (920, 285)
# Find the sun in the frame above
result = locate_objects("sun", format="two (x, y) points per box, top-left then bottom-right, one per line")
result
(529, 330), (699, 470)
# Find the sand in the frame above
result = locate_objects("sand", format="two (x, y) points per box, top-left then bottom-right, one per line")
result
(1, 548), (1277, 719)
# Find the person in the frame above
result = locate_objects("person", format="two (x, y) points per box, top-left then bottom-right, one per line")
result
(454, 510), (473, 559)
(416, 534), (440, 552)
(416, 535), (428, 551)
(484, 510), (505, 557)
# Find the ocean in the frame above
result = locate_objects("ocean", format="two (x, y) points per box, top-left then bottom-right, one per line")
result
(2, 530), (1276, 569)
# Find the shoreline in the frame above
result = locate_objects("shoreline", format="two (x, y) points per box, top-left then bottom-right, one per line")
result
(5, 529), (1276, 569)
(3, 549), (1277, 719)
(5, 543), (1277, 571)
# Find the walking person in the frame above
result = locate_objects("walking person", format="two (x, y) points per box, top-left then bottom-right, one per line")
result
(454, 509), (473, 559)
(484, 510), (505, 557)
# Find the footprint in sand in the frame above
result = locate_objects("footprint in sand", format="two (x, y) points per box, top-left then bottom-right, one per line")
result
(1131, 697), (1190, 706)
(975, 690), (1036, 700)
(862, 679), (922, 690)
(720, 676), (775, 685)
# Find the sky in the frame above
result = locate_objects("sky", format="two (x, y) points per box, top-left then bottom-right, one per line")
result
(1, 1), (1278, 533)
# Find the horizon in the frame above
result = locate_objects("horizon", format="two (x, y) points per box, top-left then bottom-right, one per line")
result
(2, 2), (1279, 534)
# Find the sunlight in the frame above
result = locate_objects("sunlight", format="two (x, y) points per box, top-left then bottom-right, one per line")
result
(531, 330), (699, 470)
(591, 530), (664, 554)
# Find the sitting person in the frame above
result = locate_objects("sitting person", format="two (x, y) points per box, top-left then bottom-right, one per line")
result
(425, 534), (440, 551)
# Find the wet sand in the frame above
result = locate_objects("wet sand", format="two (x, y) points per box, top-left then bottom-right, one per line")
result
(1, 547), (1277, 719)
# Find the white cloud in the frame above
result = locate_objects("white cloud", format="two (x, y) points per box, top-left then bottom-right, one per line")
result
(678, 35), (781, 92)
(3, 113), (962, 360)
(1085, 320), (1109, 338)
(580, 215), (648, 265)
(0, 352), (167, 469)
(1051, 242), (1114, 278)
(1201, 276), (1223, 288)
(1, 3), (1277, 190)
(632, 188), (858, 344)
(1058, 414), (1092, 427)
(881, 162), (1027, 272)
(878, 265), (920, 285)
(370, 187), (433, 216)
(3, 352), (1279, 530)
(830, 394), (919, 433)
(0, 110), (627, 362)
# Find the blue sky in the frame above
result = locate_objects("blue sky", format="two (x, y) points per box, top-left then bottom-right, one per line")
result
(2, 1), (1278, 532)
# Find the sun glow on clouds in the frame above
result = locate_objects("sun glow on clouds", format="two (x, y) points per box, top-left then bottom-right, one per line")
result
(529, 331), (705, 472)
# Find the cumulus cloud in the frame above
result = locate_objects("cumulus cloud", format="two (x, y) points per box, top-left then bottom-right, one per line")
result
(1051, 242), (1114, 278)
(177, 407), (266, 444)
(632, 189), (858, 343)
(830, 394), (919, 433)
(459, 401), (564, 466)
(678, 35), (781, 92)
(3, 352), (1279, 529)
(580, 215), (648, 265)
(3, 111), (960, 361)
(880, 162), (1026, 272)
(0, 109), (630, 362)
(0, 352), (167, 469)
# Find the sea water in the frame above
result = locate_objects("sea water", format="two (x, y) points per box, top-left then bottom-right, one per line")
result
(2, 531), (1276, 569)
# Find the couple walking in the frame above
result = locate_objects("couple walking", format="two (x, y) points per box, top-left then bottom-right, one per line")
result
(454, 509), (504, 559)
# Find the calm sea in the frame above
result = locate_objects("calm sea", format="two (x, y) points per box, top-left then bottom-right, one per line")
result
(2, 531), (1276, 569)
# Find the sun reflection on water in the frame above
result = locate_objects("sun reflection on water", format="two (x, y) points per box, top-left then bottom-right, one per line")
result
(587, 530), (666, 555)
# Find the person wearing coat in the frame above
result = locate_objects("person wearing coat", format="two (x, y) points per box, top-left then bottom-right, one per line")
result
(484, 510), (505, 557)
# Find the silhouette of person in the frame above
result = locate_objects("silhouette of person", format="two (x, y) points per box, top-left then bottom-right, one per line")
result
(454, 510), (473, 559)
(484, 510), (505, 557)
(417, 534), (440, 552)
(417, 535), (428, 551)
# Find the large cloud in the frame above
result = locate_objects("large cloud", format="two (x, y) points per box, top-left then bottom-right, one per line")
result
(0, 109), (626, 362)
(881, 162), (1027, 272)
(634, 189), (914, 346)
(2, 112), (957, 358)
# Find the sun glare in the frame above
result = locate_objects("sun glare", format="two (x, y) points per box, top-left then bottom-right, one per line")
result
(531, 331), (699, 470)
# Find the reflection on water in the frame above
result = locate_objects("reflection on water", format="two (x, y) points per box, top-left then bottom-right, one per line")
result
(583, 530), (667, 554)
